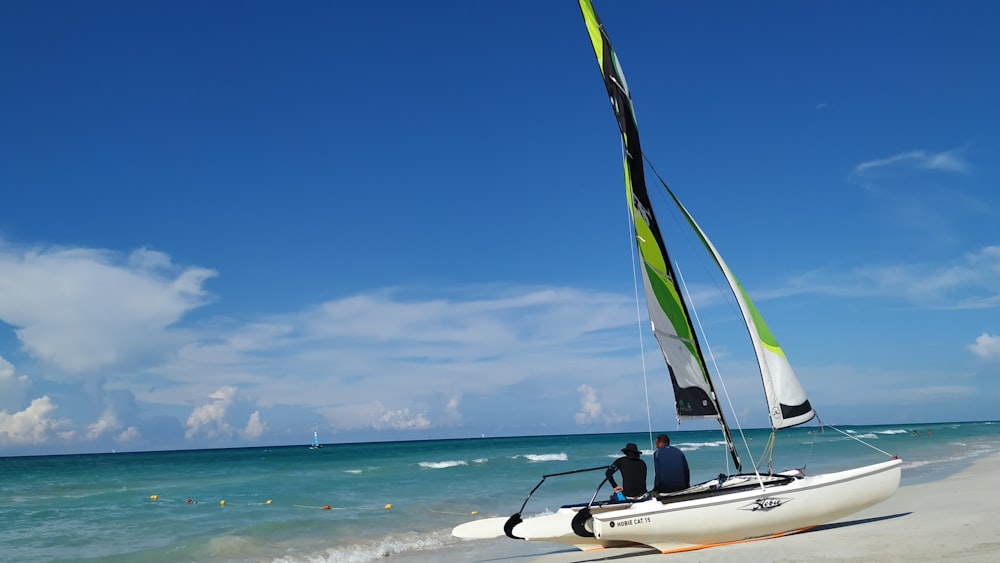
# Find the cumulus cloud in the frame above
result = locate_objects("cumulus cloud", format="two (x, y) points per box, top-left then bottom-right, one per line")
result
(242, 411), (267, 439)
(575, 384), (602, 424)
(375, 408), (431, 430)
(852, 147), (972, 177)
(0, 245), (216, 373)
(573, 384), (630, 426)
(116, 426), (141, 443)
(0, 356), (77, 446)
(968, 333), (1000, 361)
(0, 396), (75, 445)
(185, 386), (265, 441)
(440, 395), (462, 425)
(86, 408), (121, 440)
(318, 396), (463, 432)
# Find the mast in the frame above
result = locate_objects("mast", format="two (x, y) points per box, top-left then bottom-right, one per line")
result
(578, 0), (741, 470)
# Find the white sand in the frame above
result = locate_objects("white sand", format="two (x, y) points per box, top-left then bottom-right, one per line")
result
(511, 453), (1000, 563)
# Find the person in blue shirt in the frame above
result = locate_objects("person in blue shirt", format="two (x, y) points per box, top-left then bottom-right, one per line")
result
(651, 433), (689, 494)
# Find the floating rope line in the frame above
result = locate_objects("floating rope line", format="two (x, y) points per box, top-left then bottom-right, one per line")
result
(293, 503), (393, 511)
(427, 508), (479, 516)
(149, 495), (272, 506)
(151, 495), (392, 511)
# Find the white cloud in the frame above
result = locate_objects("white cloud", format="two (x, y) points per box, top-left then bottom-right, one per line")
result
(116, 426), (141, 443)
(440, 395), (462, 425)
(375, 408), (431, 430)
(852, 147), (971, 177)
(86, 408), (121, 440)
(575, 384), (602, 424)
(968, 333), (1000, 361)
(0, 396), (74, 445)
(0, 357), (78, 446)
(769, 246), (1000, 309)
(184, 386), (268, 442)
(242, 411), (267, 439)
(573, 384), (630, 426)
(2, 243), (644, 443)
(185, 386), (238, 439)
(143, 285), (639, 425)
(0, 245), (216, 373)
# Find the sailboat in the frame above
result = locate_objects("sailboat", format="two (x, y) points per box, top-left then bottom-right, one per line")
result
(309, 429), (323, 450)
(453, 0), (901, 554)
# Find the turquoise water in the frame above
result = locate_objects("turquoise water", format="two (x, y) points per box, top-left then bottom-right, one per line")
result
(2, 421), (997, 562)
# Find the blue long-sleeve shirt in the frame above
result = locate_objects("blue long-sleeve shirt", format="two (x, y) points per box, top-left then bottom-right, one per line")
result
(652, 445), (690, 493)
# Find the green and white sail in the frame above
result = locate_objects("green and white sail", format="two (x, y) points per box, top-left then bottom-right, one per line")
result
(579, 0), (741, 468)
(658, 183), (815, 429)
(579, 0), (814, 441)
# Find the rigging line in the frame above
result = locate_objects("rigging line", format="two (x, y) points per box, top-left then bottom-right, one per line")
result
(621, 141), (655, 452)
(753, 431), (777, 474)
(821, 418), (896, 458)
(641, 153), (764, 478)
(675, 263), (766, 486)
(641, 154), (743, 326)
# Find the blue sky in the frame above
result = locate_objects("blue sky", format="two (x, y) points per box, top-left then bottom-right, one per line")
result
(1, 1), (997, 456)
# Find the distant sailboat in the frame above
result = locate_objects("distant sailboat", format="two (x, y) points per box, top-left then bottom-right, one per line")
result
(309, 429), (323, 450)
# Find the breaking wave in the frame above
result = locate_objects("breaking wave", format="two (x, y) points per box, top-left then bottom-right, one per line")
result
(516, 453), (568, 462)
(418, 460), (468, 469)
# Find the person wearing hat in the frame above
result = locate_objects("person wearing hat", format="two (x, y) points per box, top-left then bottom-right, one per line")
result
(605, 442), (647, 499)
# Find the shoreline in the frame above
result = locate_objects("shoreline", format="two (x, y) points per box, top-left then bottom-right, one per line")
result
(518, 452), (1000, 562)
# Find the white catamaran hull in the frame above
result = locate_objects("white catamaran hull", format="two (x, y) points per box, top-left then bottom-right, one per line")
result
(505, 458), (901, 553)
(511, 503), (636, 551)
(595, 458), (901, 553)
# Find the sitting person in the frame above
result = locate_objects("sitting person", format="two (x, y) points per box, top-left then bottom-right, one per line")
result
(606, 442), (647, 498)
(651, 433), (690, 494)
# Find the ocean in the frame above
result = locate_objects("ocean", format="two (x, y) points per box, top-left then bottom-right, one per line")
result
(2, 420), (997, 562)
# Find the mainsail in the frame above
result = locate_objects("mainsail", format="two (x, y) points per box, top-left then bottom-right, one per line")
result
(578, 0), (740, 469)
(579, 0), (814, 450)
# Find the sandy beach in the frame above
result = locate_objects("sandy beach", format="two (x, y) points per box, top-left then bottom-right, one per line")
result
(502, 453), (1000, 562)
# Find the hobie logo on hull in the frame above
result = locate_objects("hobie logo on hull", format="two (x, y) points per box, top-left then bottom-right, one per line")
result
(740, 497), (788, 512)
(608, 516), (651, 528)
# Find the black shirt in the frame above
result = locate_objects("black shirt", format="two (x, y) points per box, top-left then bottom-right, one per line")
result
(605, 455), (647, 497)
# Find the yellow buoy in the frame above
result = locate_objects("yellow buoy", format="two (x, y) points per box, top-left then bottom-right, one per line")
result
(150, 495), (158, 501)
(384, 504), (392, 509)
(220, 500), (227, 506)
(471, 511), (478, 515)
(266, 500), (272, 505)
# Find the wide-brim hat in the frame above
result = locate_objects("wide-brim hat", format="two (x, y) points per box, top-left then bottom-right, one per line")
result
(621, 442), (639, 454)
